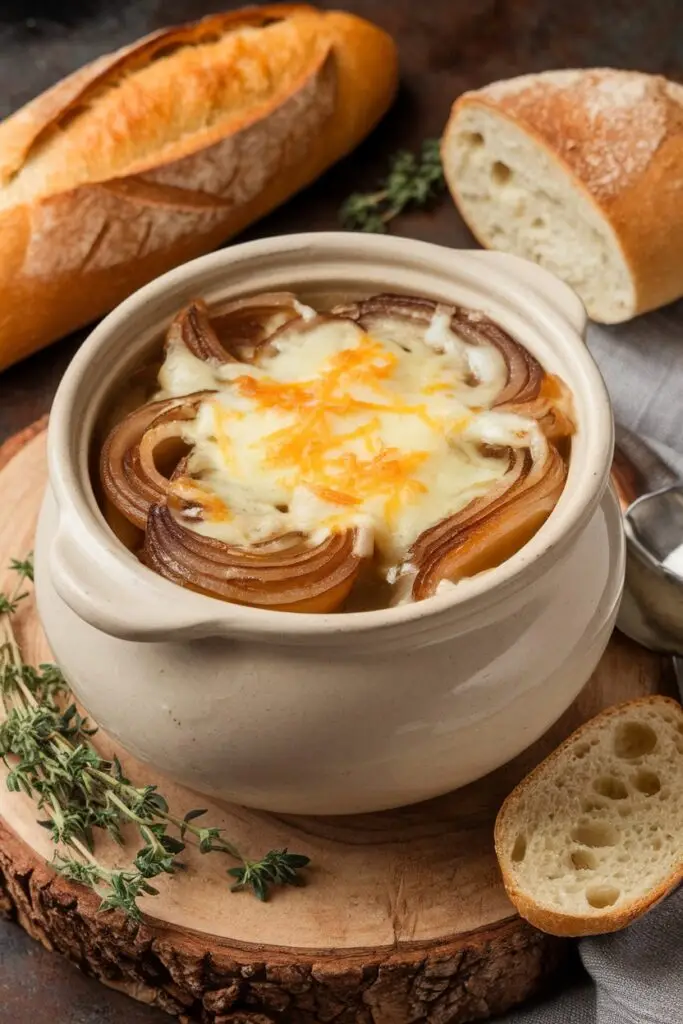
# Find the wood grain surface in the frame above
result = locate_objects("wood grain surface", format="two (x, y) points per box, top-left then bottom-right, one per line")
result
(0, 425), (673, 1024)
(1, 2), (682, 1023)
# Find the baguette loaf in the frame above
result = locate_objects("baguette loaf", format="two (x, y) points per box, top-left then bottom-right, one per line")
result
(0, 5), (397, 371)
(495, 696), (683, 937)
(441, 69), (683, 323)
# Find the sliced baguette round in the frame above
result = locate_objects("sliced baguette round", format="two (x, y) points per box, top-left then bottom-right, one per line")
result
(495, 695), (683, 937)
(441, 69), (683, 324)
(0, 5), (397, 371)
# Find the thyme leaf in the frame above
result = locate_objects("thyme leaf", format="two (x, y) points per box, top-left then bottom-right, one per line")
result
(0, 554), (309, 919)
(229, 849), (311, 901)
(339, 138), (446, 233)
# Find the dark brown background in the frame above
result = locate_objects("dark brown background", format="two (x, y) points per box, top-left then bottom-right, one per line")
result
(3, 0), (683, 452)
(1, 1), (682, 1021)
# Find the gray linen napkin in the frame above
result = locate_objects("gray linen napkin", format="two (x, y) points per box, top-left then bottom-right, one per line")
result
(589, 308), (683, 477)
(498, 304), (683, 1022)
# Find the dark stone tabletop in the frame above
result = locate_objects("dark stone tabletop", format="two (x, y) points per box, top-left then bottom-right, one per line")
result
(0, 1), (681, 1021)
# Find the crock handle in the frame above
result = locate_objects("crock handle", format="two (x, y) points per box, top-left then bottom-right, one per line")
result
(465, 251), (588, 338)
(48, 513), (217, 643)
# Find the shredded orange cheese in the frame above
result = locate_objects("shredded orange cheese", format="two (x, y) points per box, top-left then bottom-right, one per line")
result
(229, 334), (438, 518)
(186, 332), (469, 529)
(211, 402), (236, 469)
(422, 380), (453, 394)
(309, 485), (361, 507)
(169, 477), (231, 522)
(159, 311), (539, 558)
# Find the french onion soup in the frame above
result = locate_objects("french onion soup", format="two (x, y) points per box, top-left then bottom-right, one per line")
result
(99, 292), (575, 612)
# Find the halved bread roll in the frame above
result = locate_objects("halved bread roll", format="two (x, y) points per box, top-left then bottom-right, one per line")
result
(442, 69), (683, 323)
(495, 696), (683, 937)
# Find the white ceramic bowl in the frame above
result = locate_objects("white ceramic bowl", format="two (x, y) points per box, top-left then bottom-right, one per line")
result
(35, 233), (623, 814)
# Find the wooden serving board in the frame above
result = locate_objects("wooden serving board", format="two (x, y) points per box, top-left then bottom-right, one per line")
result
(0, 422), (674, 1024)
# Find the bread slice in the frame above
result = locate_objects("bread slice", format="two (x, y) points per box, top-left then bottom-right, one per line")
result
(0, 6), (397, 370)
(495, 695), (683, 936)
(441, 69), (683, 323)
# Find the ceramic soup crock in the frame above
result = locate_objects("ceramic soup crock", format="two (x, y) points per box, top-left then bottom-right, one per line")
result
(35, 233), (622, 815)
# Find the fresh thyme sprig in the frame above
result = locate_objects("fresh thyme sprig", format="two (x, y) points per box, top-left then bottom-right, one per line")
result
(0, 556), (309, 921)
(339, 138), (446, 233)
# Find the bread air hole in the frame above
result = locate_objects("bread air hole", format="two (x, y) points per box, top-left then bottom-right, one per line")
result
(463, 131), (484, 147)
(491, 161), (512, 185)
(511, 834), (527, 862)
(585, 884), (620, 909)
(570, 849), (597, 871)
(593, 776), (628, 800)
(572, 822), (619, 848)
(581, 798), (607, 814)
(613, 721), (657, 759)
(632, 769), (661, 796)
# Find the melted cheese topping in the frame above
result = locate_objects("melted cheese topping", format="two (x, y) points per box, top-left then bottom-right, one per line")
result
(157, 315), (539, 567)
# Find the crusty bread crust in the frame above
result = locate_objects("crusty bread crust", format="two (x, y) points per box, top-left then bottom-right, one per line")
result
(495, 695), (683, 937)
(0, 6), (398, 370)
(443, 69), (683, 323)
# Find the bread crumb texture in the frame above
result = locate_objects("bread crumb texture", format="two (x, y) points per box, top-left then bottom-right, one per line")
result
(476, 69), (682, 201)
(442, 101), (635, 320)
(496, 697), (683, 924)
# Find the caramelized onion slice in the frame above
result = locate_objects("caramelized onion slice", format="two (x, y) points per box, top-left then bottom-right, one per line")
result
(167, 293), (308, 364)
(409, 447), (530, 566)
(333, 293), (437, 325)
(210, 292), (305, 362)
(255, 313), (362, 361)
(498, 373), (576, 441)
(411, 445), (567, 599)
(144, 505), (368, 613)
(449, 313), (544, 406)
(167, 300), (231, 363)
(332, 294), (444, 353)
(334, 294), (544, 407)
(100, 392), (210, 530)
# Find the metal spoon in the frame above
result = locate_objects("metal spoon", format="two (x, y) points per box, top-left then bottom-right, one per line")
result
(612, 428), (683, 698)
